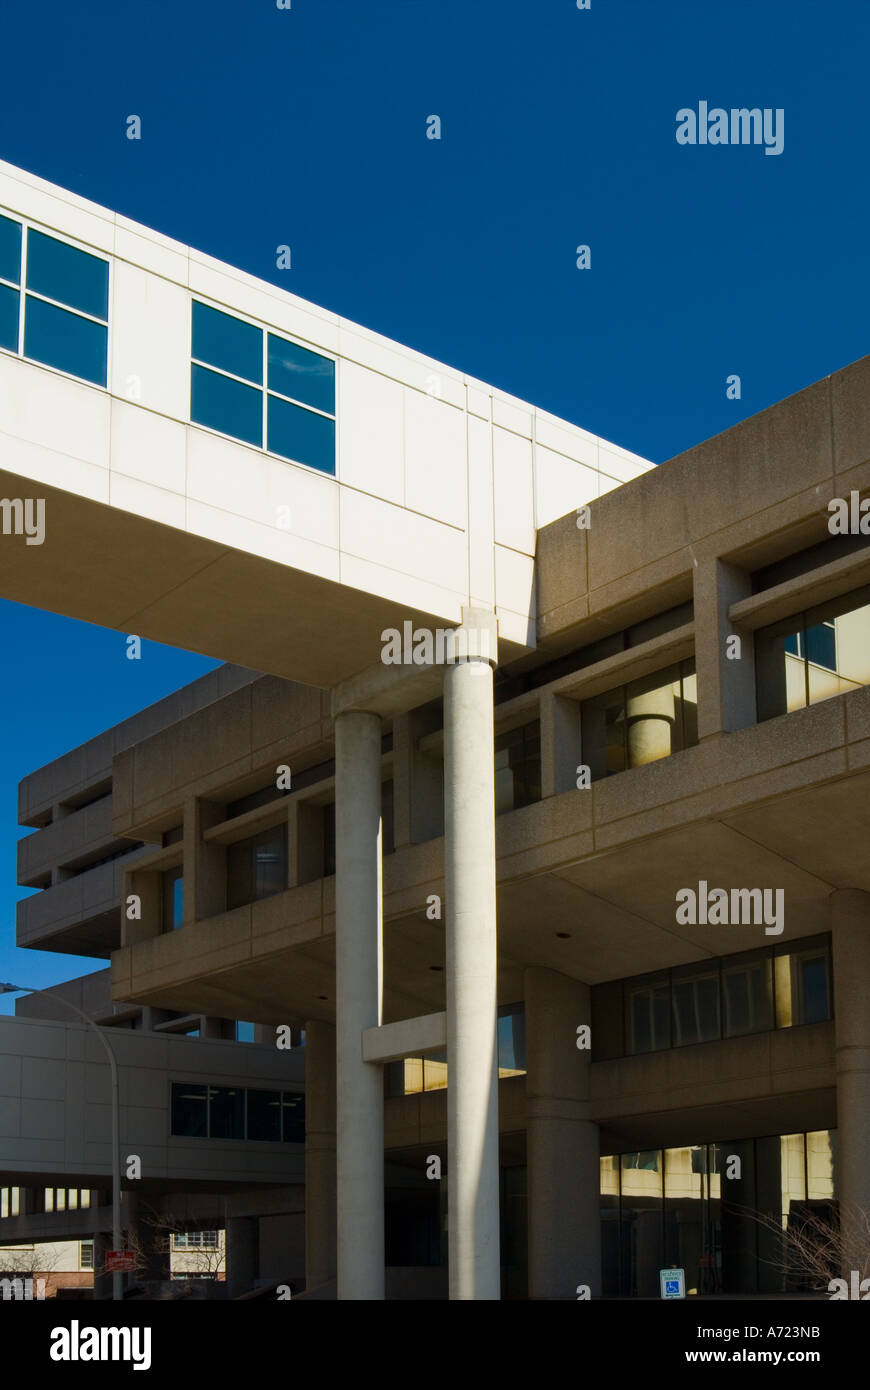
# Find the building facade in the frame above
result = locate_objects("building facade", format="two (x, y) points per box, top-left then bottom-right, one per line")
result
(0, 159), (868, 1298)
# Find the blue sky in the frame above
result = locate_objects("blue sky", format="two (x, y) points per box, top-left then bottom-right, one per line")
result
(0, 0), (868, 1003)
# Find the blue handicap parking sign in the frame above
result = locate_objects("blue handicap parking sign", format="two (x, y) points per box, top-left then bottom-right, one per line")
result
(665, 1279), (680, 1295)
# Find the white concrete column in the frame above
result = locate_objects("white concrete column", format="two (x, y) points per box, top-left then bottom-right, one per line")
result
(444, 608), (500, 1300)
(334, 710), (384, 1300)
(830, 888), (870, 1274)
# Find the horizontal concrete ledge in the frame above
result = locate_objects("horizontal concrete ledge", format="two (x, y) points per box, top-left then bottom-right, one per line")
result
(729, 546), (870, 632)
(362, 1011), (447, 1064)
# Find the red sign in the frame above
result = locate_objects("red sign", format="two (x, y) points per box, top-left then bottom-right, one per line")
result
(106, 1250), (137, 1273)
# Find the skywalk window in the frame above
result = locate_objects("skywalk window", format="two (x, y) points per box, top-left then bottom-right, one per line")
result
(0, 215), (109, 386)
(190, 300), (336, 474)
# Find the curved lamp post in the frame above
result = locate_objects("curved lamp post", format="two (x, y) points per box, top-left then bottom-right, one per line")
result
(0, 982), (123, 1300)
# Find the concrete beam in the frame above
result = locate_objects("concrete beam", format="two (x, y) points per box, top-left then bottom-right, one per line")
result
(362, 1011), (447, 1064)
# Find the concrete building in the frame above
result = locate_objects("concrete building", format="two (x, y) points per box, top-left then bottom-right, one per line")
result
(0, 157), (867, 1298)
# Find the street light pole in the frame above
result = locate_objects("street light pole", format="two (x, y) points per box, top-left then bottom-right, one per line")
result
(1, 982), (123, 1300)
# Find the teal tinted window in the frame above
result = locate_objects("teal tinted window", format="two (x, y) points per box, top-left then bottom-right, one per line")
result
(24, 297), (107, 385)
(26, 230), (108, 320)
(268, 394), (335, 473)
(268, 334), (334, 413)
(192, 301), (262, 384)
(0, 216), (21, 285)
(0, 284), (18, 352)
(191, 363), (262, 446)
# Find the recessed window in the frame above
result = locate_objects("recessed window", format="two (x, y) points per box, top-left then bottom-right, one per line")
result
(190, 300), (336, 475)
(581, 659), (698, 781)
(0, 219), (108, 386)
(494, 721), (541, 814)
(227, 825), (287, 910)
(757, 587), (870, 720)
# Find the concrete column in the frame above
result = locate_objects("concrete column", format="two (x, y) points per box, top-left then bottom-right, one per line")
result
(227, 1216), (259, 1297)
(187, 796), (226, 921)
(525, 967), (601, 1299)
(540, 690), (581, 797)
(444, 608), (500, 1300)
(694, 558), (756, 739)
(830, 888), (870, 1273)
(304, 1018), (337, 1289)
(334, 710), (384, 1300)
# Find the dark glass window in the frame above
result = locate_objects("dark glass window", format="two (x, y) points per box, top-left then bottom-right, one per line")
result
(620, 1150), (663, 1297)
(494, 721), (541, 814)
(671, 962), (720, 1047)
(208, 1085), (244, 1140)
(191, 363), (262, 447)
(267, 393), (335, 473)
(171, 1083), (208, 1137)
(0, 215), (21, 285)
(26, 230), (108, 320)
(189, 302), (336, 475)
(246, 1088), (281, 1141)
(227, 825), (287, 910)
(24, 296), (107, 385)
(722, 951), (773, 1037)
(268, 334), (334, 413)
(281, 1091), (305, 1143)
(804, 622), (836, 671)
(0, 283), (18, 352)
(625, 973), (670, 1053)
(192, 301), (262, 384)
(775, 940), (831, 1027)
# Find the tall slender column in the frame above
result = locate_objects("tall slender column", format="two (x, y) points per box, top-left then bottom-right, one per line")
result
(444, 608), (500, 1299)
(334, 710), (384, 1300)
(830, 888), (870, 1274)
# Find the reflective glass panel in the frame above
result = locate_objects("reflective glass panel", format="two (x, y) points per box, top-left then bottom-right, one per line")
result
(620, 1150), (663, 1297)
(208, 1085), (244, 1140)
(26, 230), (108, 319)
(191, 363), (262, 447)
(171, 1083), (207, 1137)
(24, 296), (107, 384)
(625, 973), (670, 1053)
(671, 961), (720, 1046)
(664, 1146), (706, 1295)
(0, 283), (18, 351)
(268, 393), (335, 473)
(192, 301), (262, 383)
(268, 334), (334, 413)
(282, 1091), (305, 1143)
(722, 951), (773, 1036)
(774, 940), (830, 1028)
(0, 215), (21, 284)
(246, 1088), (281, 1141)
